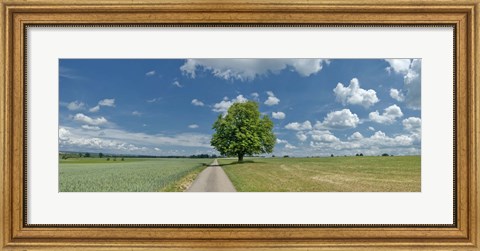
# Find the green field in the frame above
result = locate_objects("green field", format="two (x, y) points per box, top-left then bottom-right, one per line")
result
(219, 156), (421, 192)
(59, 158), (212, 192)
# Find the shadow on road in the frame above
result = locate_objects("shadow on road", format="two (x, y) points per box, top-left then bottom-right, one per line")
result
(218, 160), (265, 166)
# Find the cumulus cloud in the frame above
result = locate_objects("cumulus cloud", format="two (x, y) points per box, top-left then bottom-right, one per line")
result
(212, 95), (248, 114)
(285, 121), (312, 131)
(188, 124), (199, 129)
(191, 99), (205, 106)
(98, 98), (115, 107)
(250, 92), (259, 100)
(285, 143), (297, 149)
(369, 104), (403, 124)
(385, 59), (421, 109)
(316, 109), (360, 130)
(89, 98), (115, 112)
(276, 138), (288, 144)
(348, 132), (364, 141)
(390, 88), (405, 102)
(403, 117), (421, 132)
(307, 129), (419, 156)
(310, 130), (339, 142)
(66, 101), (85, 111)
(385, 59), (411, 74)
(272, 112), (286, 119)
(180, 59), (329, 81)
(368, 126), (375, 131)
(132, 111), (141, 116)
(296, 132), (307, 141)
(264, 91), (280, 106)
(333, 78), (379, 108)
(89, 105), (100, 113)
(73, 113), (108, 126)
(145, 70), (155, 76)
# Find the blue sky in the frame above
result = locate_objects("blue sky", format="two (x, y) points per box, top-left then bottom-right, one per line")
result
(59, 59), (421, 157)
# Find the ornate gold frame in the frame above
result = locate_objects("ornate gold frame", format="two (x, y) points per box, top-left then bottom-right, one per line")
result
(1, 0), (479, 249)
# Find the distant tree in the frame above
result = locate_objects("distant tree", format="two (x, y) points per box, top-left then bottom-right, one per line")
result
(330, 154), (334, 157)
(121, 157), (125, 161)
(283, 155), (289, 158)
(106, 157), (110, 161)
(272, 155), (276, 158)
(359, 153), (363, 156)
(211, 101), (276, 162)
(99, 152), (104, 158)
(382, 153), (389, 156)
(355, 153), (359, 156)
(78, 153), (83, 158)
(84, 152), (91, 158)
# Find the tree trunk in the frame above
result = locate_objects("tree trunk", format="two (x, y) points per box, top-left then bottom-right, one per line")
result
(238, 153), (244, 162)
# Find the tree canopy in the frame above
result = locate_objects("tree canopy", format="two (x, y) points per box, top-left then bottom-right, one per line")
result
(211, 101), (276, 162)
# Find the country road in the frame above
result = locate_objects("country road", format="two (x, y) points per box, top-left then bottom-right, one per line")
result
(186, 159), (237, 192)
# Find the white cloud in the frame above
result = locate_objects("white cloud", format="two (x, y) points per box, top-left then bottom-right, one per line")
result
(132, 111), (141, 116)
(285, 121), (312, 131)
(172, 80), (183, 88)
(276, 138), (288, 144)
(188, 124), (199, 129)
(66, 101), (85, 111)
(81, 125), (100, 130)
(145, 70), (155, 76)
(385, 59), (421, 109)
(154, 147), (161, 151)
(390, 88), (405, 102)
(180, 59), (329, 81)
(272, 112), (286, 120)
(89, 105), (100, 113)
(307, 129), (419, 156)
(333, 78), (379, 108)
(403, 117), (421, 132)
(316, 109), (360, 130)
(384, 59), (411, 74)
(296, 132), (307, 141)
(212, 100), (233, 114)
(59, 127), (71, 140)
(310, 130), (339, 143)
(285, 143), (297, 149)
(369, 104), (403, 124)
(58, 126), (212, 155)
(191, 99), (205, 106)
(98, 98), (115, 107)
(212, 95), (248, 114)
(265, 97), (280, 106)
(368, 126), (375, 131)
(73, 113), (108, 126)
(348, 132), (363, 141)
(250, 92), (259, 100)
(404, 59), (421, 109)
(264, 91), (280, 106)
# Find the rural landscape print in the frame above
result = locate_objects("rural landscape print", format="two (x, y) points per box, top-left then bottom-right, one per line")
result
(59, 58), (421, 192)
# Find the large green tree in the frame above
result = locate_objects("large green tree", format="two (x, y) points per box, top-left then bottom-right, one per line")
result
(211, 101), (276, 162)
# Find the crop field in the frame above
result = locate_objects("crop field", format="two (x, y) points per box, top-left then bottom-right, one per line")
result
(219, 156), (421, 192)
(59, 158), (212, 192)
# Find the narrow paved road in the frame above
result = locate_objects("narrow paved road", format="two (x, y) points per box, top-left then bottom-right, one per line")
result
(186, 159), (237, 192)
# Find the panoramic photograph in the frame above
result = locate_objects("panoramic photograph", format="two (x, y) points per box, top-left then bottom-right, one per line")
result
(59, 58), (421, 192)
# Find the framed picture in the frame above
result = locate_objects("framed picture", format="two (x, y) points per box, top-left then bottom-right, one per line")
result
(1, 0), (478, 249)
